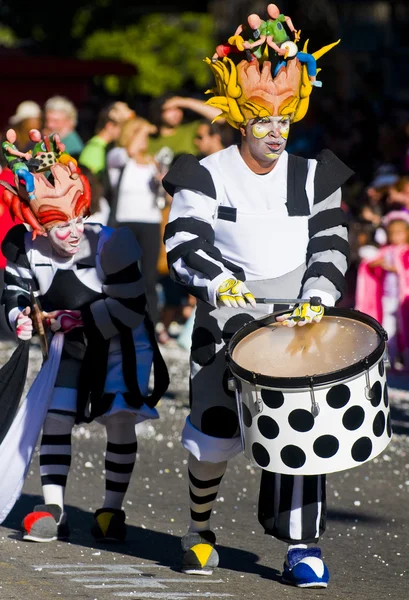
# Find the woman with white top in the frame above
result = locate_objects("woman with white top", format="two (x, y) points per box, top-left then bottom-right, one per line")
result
(107, 118), (161, 324)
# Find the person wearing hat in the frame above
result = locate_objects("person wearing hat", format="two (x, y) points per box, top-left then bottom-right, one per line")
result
(8, 101), (42, 152)
(163, 9), (351, 589)
(0, 130), (169, 543)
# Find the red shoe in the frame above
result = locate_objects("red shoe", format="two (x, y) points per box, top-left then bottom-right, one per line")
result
(22, 504), (69, 542)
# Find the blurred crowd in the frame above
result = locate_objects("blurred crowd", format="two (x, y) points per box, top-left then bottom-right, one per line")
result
(2, 93), (409, 367)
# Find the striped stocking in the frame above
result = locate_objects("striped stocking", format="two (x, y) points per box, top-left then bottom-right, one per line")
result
(188, 454), (227, 533)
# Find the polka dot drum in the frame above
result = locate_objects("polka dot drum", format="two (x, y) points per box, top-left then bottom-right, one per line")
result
(227, 309), (391, 475)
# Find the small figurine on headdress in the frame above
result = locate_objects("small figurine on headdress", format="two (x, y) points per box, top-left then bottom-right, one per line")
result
(2, 129), (36, 201)
(241, 5), (320, 87)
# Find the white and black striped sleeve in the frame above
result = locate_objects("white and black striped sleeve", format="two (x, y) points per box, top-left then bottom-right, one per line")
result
(1, 225), (34, 331)
(165, 187), (234, 306)
(301, 187), (349, 306)
(87, 226), (147, 340)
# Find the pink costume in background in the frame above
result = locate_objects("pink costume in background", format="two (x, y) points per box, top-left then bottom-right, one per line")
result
(356, 244), (409, 367)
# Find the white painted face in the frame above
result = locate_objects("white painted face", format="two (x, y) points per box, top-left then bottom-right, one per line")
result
(47, 217), (85, 257)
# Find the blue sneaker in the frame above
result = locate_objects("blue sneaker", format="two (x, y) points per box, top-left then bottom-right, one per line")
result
(282, 547), (329, 588)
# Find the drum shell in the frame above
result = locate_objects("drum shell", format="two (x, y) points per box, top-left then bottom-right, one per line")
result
(236, 355), (391, 475)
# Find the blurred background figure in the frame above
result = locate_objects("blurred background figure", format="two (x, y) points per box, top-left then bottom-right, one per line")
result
(79, 101), (135, 176)
(44, 96), (84, 158)
(107, 117), (161, 325)
(148, 95), (222, 156)
(356, 212), (409, 372)
(193, 119), (234, 159)
(78, 165), (110, 226)
(8, 101), (42, 152)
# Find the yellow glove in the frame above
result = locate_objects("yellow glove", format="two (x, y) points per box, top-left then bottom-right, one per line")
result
(217, 278), (256, 309)
(276, 300), (324, 328)
(294, 29), (301, 43)
(228, 35), (245, 51)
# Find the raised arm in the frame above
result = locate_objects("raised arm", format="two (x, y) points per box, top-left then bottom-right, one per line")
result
(162, 96), (222, 124)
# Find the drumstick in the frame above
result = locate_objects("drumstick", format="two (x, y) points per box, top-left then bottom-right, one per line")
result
(255, 297), (322, 306)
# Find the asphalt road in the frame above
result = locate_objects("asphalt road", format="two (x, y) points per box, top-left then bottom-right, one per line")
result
(0, 341), (408, 600)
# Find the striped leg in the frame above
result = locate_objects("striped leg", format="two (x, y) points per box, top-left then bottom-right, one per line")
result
(258, 472), (327, 544)
(40, 413), (75, 510)
(103, 414), (138, 510)
(188, 454), (227, 533)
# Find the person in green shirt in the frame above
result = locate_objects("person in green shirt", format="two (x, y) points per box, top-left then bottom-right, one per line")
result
(148, 96), (222, 157)
(79, 102), (135, 176)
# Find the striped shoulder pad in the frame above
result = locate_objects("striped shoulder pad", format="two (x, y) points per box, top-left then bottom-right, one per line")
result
(162, 154), (217, 199)
(1, 224), (30, 266)
(314, 149), (354, 204)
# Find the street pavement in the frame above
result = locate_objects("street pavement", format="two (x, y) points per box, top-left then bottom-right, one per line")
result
(0, 340), (408, 600)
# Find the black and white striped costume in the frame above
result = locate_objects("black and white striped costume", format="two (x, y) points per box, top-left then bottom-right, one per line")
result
(164, 146), (352, 543)
(1, 223), (168, 508)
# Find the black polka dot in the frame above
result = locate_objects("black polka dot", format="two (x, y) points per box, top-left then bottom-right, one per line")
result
(288, 409), (314, 432)
(261, 389), (284, 409)
(370, 381), (382, 407)
(383, 383), (389, 408)
(373, 411), (386, 437)
(313, 435), (339, 458)
(40, 153), (46, 158)
(387, 413), (392, 438)
(201, 407), (238, 438)
(378, 360), (385, 377)
(342, 406), (365, 431)
(252, 442), (270, 467)
(242, 403), (252, 428)
(351, 437), (372, 462)
(258, 415), (279, 439)
(47, 153), (53, 159)
(191, 327), (216, 366)
(326, 384), (350, 409)
(281, 445), (306, 469)
(222, 313), (254, 344)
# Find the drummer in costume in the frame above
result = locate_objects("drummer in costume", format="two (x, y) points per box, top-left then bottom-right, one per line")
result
(0, 129), (169, 542)
(163, 8), (352, 589)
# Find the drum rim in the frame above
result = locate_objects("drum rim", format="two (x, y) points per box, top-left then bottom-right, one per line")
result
(226, 307), (388, 389)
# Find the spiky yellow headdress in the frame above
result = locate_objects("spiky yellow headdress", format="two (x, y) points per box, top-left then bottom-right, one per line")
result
(205, 39), (340, 129)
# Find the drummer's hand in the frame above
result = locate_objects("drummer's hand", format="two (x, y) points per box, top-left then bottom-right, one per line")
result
(216, 278), (256, 309)
(16, 307), (33, 340)
(276, 302), (324, 327)
(43, 309), (84, 333)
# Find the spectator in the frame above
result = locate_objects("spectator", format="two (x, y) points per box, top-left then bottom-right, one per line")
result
(107, 118), (161, 325)
(148, 95), (221, 156)
(194, 120), (234, 158)
(44, 96), (84, 158)
(356, 211), (409, 371)
(79, 101), (135, 176)
(8, 101), (42, 151)
(79, 165), (110, 225)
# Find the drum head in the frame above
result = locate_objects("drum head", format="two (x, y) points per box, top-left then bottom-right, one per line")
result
(232, 315), (382, 379)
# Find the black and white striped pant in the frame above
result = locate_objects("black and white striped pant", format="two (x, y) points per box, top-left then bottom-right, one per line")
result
(258, 472), (326, 544)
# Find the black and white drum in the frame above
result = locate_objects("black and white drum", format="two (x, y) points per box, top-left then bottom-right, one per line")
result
(227, 308), (391, 475)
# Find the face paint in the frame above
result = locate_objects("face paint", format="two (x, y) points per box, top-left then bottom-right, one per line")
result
(245, 116), (290, 164)
(48, 217), (85, 257)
